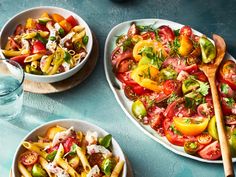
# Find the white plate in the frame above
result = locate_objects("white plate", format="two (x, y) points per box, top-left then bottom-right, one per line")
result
(12, 119), (127, 177)
(104, 19), (236, 163)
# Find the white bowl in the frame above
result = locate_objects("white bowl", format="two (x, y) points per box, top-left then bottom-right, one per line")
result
(12, 119), (127, 177)
(0, 6), (93, 83)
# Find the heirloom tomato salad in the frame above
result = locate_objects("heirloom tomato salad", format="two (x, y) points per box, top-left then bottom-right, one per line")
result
(2, 12), (89, 75)
(18, 126), (124, 177)
(111, 22), (236, 160)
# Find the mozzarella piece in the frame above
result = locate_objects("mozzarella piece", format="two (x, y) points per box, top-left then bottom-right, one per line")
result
(87, 165), (100, 177)
(60, 32), (75, 47)
(54, 23), (62, 31)
(85, 131), (98, 145)
(52, 127), (75, 146)
(46, 29), (57, 52)
(47, 162), (70, 177)
(87, 145), (112, 158)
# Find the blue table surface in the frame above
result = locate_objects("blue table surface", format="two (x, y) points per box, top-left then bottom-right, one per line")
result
(1, 0), (236, 177)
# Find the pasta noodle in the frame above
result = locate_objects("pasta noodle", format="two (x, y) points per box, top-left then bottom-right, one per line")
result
(110, 160), (125, 177)
(68, 49), (76, 56)
(18, 161), (32, 177)
(24, 54), (43, 63)
(72, 30), (86, 42)
(76, 147), (91, 173)
(22, 141), (48, 159)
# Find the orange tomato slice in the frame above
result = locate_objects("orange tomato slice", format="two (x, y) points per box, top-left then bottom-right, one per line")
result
(52, 13), (65, 23)
(173, 116), (209, 136)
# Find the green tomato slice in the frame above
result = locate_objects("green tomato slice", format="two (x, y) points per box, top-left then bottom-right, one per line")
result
(132, 100), (147, 119)
(199, 37), (216, 64)
(208, 116), (218, 140)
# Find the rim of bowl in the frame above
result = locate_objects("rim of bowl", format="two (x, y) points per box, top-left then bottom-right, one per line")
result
(12, 119), (127, 177)
(0, 58), (25, 97)
(0, 6), (93, 79)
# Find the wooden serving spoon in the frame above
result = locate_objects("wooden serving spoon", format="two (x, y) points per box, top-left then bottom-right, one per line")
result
(199, 34), (234, 177)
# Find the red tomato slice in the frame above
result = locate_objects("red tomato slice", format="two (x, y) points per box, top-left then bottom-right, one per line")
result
(112, 49), (133, 72)
(20, 151), (38, 166)
(63, 137), (77, 154)
(163, 118), (195, 146)
(197, 103), (214, 117)
(180, 26), (193, 37)
(11, 54), (29, 66)
(141, 31), (156, 40)
(32, 40), (46, 54)
(183, 64), (198, 73)
(198, 141), (222, 160)
(164, 98), (184, 118)
(221, 97), (234, 115)
(36, 23), (49, 32)
(192, 71), (208, 82)
(117, 59), (134, 73)
(218, 83), (235, 98)
(163, 80), (181, 95)
(66, 15), (78, 27)
(158, 25), (175, 42)
(149, 112), (164, 130)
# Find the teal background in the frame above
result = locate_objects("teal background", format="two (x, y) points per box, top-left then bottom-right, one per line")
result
(0, 0), (236, 176)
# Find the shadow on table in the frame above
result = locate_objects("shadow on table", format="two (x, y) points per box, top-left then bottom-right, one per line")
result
(8, 105), (66, 131)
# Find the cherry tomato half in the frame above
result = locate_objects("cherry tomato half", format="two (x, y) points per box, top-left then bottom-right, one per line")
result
(197, 133), (212, 145)
(218, 60), (236, 89)
(20, 151), (38, 166)
(127, 23), (139, 37)
(197, 103), (214, 117)
(163, 80), (181, 95)
(66, 15), (78, 27)
(124, 85), (138, 100)
(192, 71), (208, 82)
(198, 141), (222, 160)
(32, 40), (46, 54)
(158, 25), (175, 42)
(184, 141), (200, 155)
(218, 83), (235, 98)
(180, 26), (193, 37)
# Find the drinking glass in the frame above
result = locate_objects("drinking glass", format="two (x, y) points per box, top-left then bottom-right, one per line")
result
(0, 59), (24, 120)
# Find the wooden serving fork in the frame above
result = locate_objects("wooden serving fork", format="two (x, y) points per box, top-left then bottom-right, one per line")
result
(199, 34), (234, 177)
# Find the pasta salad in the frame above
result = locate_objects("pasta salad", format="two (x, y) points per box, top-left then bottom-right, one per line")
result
(18, 126), (124, 177)
(2, 12), (89, 75)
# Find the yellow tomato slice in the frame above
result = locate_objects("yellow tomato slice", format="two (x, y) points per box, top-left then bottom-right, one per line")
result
(132, 40), (166, 61)
(131, 65), (162, 92)
(178, 35), (193, 56)
(173, 116), (209, 136)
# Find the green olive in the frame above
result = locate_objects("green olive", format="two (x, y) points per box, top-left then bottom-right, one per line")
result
(132, 100), (147, 119)
(208, 116), (218, 140)
(199, 37), (216, 64)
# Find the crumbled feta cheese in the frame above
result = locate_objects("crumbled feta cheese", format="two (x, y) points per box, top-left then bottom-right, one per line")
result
(87, 145), (112, 158)
(52, 127), (75, 146)
(85, 131), (98, 145)
(46, 29), (58, 52)
(87, 165), (100, 177)
(21, 39), (30, 51)
(47, 162), (70, 177)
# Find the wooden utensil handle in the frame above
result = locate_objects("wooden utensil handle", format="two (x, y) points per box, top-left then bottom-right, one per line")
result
(208, 76), (235, 177)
